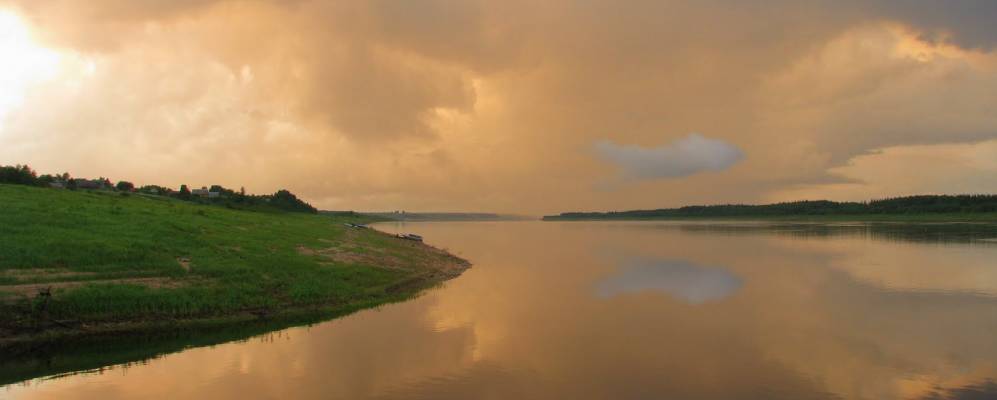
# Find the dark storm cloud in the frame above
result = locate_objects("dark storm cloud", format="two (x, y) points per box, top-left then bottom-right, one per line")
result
(870, 0), (997, 50)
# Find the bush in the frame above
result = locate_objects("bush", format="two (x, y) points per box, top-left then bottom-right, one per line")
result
(116, 181), (135, 192)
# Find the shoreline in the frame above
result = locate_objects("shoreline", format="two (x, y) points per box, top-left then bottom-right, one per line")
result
(0, 185), (472, 356)
(0, 236), (469, 355)
(0, 279), (454, 386)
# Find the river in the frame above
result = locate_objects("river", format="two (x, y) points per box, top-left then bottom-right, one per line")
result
(4, 220), (997, 399)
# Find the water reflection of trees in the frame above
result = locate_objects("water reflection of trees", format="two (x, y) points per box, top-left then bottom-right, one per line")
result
(650, 222), (997, 244)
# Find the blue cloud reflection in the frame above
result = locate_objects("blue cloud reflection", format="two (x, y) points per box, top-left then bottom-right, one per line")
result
(595, 258), (742, 304)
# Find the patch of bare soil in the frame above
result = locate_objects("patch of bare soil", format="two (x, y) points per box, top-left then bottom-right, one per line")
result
(295, 246), (318, 256)
(1, 268), (97, 282)
(177, 257), (191, 271)
(299, 229), (470, 277)
(0, 277), (189, 302)
(298, 228), (403, 268)
(298, 242), (408, 269)
(384, 247), (471, 294)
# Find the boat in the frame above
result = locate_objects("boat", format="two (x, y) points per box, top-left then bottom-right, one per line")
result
(396, 233), (423, 242)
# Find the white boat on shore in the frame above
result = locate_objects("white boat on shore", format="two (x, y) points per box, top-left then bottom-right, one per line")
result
(396, 233), (423, 242)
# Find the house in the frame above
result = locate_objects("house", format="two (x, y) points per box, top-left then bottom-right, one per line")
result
(74, 179), (109, 190)
(191, 187), (220, 198)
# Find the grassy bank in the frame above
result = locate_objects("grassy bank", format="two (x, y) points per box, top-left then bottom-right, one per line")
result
(0, 184), (469, 351)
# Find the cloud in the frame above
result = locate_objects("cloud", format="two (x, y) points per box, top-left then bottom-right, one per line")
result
(769, 139), (997, 203)
(868, 0), (997, 50)
(916, 380), (997, 400)
(1, 1), (997, 213)
(596, 134), (743, 180)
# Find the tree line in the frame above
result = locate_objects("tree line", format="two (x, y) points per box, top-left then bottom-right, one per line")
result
(546, 196), (997, 220)
(0, 164), (317, 214)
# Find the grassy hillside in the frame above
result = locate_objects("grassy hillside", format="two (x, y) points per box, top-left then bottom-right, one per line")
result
(0, 184), (468, 349)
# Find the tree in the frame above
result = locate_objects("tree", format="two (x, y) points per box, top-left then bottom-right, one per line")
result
(0, 164), (37, 185)
(116, 181), (135, 192)
(37, 174), (57, 187)
(138, 185), (168, 195)
(179, 184), (191, 199)
(270, 189), (318, 213)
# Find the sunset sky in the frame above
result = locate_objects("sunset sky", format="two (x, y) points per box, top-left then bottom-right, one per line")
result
(1, 1), (996, 214)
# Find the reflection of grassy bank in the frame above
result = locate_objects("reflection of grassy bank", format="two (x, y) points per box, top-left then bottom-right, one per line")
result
(0, 184), (468, 352)
(0, 302), (391, 385)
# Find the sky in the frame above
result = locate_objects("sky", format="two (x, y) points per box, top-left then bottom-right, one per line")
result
(0, 1), (996, 214)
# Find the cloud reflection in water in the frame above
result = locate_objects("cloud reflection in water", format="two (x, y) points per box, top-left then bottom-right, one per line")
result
(595, 258), (742, 304)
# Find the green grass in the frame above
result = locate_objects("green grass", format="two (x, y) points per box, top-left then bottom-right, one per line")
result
(0, 184), (465, 344)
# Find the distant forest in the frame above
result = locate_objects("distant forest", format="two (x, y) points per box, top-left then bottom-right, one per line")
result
(0, 164), (317, 214)
(544, 195), (997, 220)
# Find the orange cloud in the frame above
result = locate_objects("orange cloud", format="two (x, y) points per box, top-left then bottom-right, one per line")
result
(0, 1), (995, 213)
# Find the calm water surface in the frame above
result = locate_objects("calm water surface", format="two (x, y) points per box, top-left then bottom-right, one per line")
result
(4, 221), (997, 399)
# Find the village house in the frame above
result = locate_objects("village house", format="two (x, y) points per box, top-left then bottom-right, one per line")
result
(191, 187), (221, 198)
(74, 178), (110, 190)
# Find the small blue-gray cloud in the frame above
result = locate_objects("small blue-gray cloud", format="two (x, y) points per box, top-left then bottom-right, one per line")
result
(595, 258), (742, 304)
(595, 133), (744, 180)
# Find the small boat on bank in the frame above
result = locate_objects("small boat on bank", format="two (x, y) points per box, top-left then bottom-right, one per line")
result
(396, 233), (423, 242)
